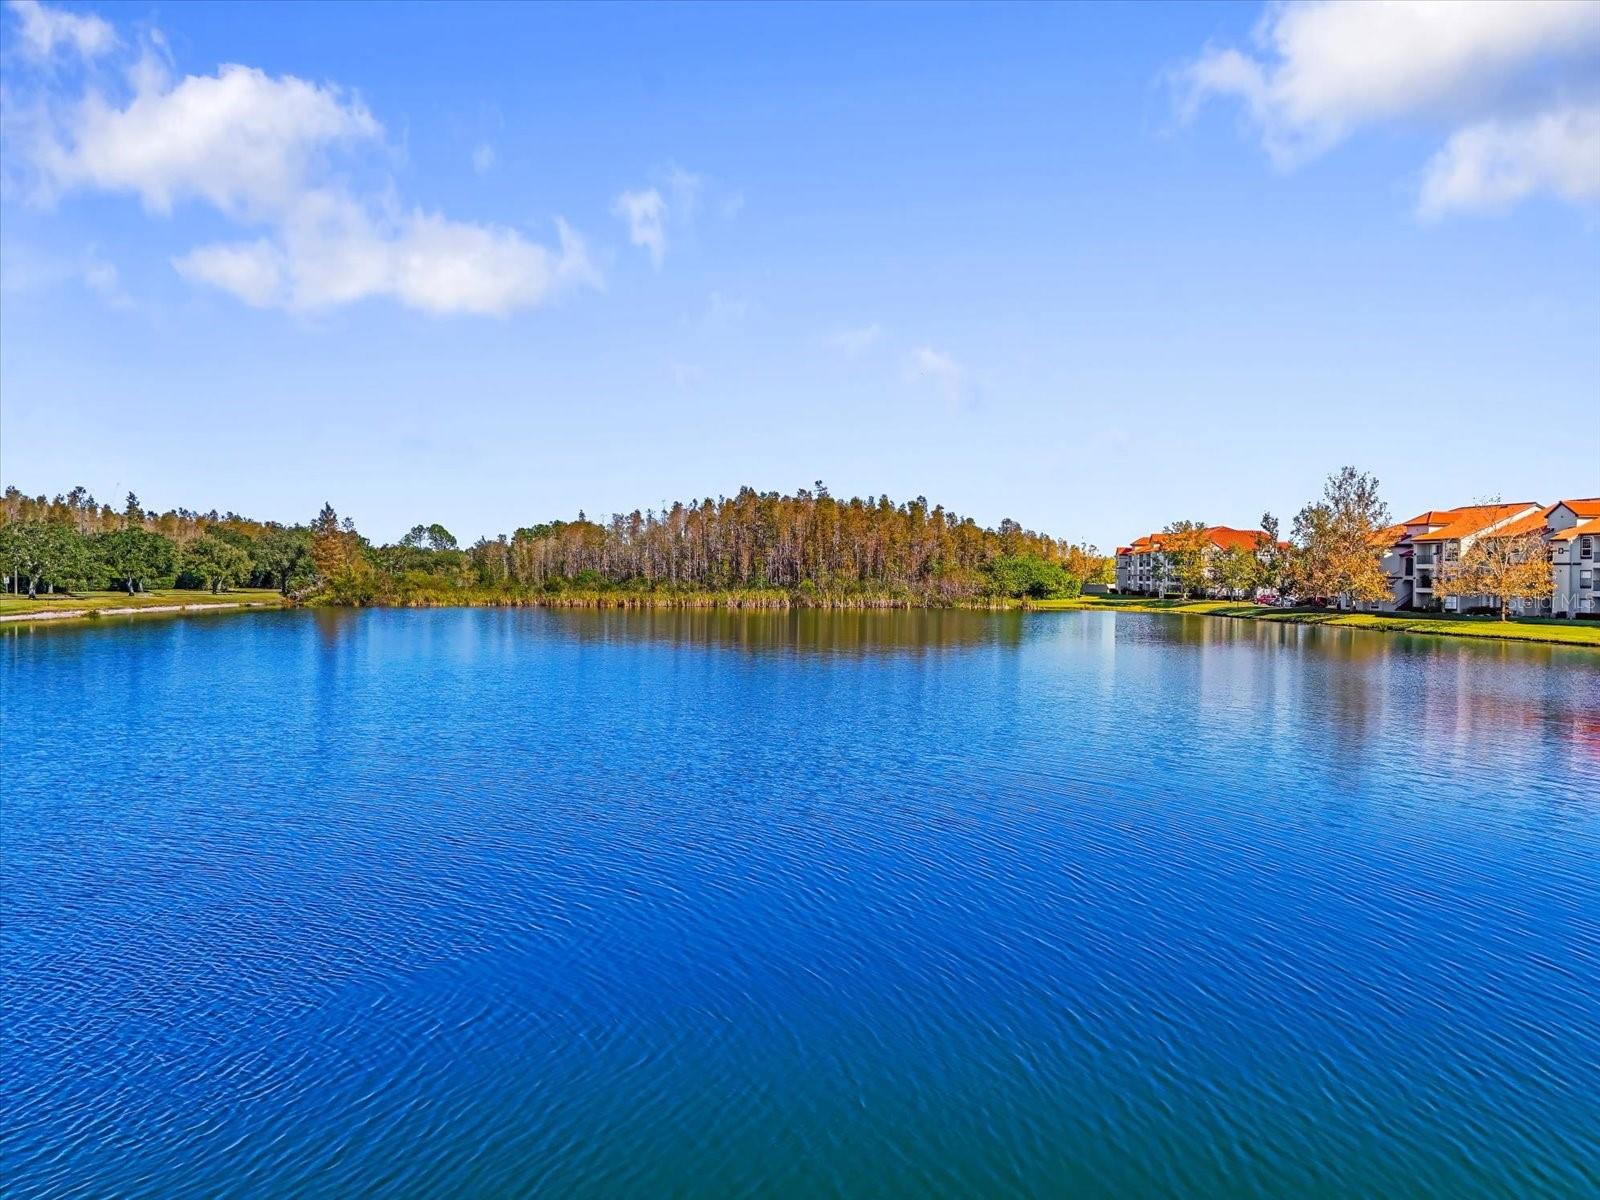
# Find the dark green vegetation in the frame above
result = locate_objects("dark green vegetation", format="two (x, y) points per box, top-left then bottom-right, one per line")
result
(2, 484), (1113, 611)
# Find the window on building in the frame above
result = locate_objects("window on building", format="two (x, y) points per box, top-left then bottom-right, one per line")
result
(1582, 570), (1594, 590)
(1583, 537), (1593, 560)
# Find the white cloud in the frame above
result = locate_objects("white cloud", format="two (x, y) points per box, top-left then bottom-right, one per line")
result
(1181, 1), (1600, 164)
(612, 165), (739, 266)
(471, 142), (496, 174)
(176, 207), (598, 316)
(1419, 104), (1600, 216)
(905, 345), (972, 409)
(35, 63), (380, 217)
(0, 241), (129, 306)
(7, 0), (114, 61)
(81, 246), (130, 307)
(11, 22), (599, 315)
(907, 345), (961, 383)
(613, 186), (666, 266)
(1179, 0), (1600, 215)
(827, 323), (883, 355)
(172, 239), (284, 307)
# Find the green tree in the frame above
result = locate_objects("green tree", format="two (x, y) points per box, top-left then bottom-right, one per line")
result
(1162, 520), (1212, 598)
(1211, 543), (1262, 599)
(256, 527), (314, 595)
(95, 527), (175, 594)
(0, 521), (93, 597)
(182, 533), (252, 593)
(986, 554), (1080, 599)
(1256, 512), (1290, 597)
(401, 523), (459, 552)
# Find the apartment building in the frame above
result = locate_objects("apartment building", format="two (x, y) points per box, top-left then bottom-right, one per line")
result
(1113, 526), (1272, 598)
(1546, 498), (1600, 617)
(1390, 502), (1542, 612)
(1371, 497), (1600, 615)
(1117, 496), (1600, 616)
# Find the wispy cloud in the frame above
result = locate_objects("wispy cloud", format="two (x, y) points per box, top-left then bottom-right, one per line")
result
(6, 0), (114, 61)
(663, 164), (703, 219)
(470, 142), (496, 175)
(904, 344), (977, 411)
(1176, 0), (1600, 216)
(826, 323), (883, 355)
(0, 241), (131, 307)
(613, 187), (666, 267)
(702, 290), (750, 331)
(82, 246), (131, 307)
(5, 3), (599, 315)
(612, 163), (740, 267)
(1419, 106), (1600, 217)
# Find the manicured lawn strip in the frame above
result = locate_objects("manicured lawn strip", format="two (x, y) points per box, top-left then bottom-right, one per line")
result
(0, 588), (288, 617)
(1032, 596), (1600, 647)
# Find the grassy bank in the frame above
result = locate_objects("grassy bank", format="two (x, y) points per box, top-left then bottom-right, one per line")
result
(1032, 594), (1600, 647)
(0, 588), (289, 622)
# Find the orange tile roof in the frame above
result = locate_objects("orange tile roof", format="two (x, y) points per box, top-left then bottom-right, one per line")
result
(1557, 498), (1600, 518)
(1549, 516), (1600, 542)
(1405, 503), (1540, 543)
(1490, 506), (1555, 539)
(1401, 509), (1461, 528)
(1205, 526), (1267, 551)
(1368, 523), (1407, 548)
(1122, 525), (1270, 554)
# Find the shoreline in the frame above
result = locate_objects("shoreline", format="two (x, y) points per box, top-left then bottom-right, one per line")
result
(4, 591), (1595, 647)
(1031, 596), (1600, 648)
(0, 598), (285, 624)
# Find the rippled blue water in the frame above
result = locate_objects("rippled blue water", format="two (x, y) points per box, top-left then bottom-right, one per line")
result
(3, 608), (1598, 1197)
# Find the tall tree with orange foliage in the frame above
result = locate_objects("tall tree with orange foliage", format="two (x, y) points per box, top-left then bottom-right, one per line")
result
(1434, 528), (1552, 620)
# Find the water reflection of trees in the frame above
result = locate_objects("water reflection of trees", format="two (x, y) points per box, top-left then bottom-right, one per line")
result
(540, 606), (1025, 659)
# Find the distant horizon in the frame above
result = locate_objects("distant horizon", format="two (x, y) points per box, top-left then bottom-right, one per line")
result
(2, 1), (1596, 553)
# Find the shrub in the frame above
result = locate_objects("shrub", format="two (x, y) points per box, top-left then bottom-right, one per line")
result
(985, 555), (1082, 600)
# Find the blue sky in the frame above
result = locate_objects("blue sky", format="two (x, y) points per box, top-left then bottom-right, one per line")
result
(2, 1), (1596, 551)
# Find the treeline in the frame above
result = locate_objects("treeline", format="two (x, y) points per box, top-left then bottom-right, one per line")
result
(2, 484), (1114, 607)
(1151, 468), (1391, 604)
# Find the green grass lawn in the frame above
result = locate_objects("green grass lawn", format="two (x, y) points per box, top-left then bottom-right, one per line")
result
(0, 587), (287, 619)
(1033, 594), (1600, 647)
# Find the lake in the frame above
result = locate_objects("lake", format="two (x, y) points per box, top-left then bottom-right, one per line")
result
(3, 608), (1597, 1198)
